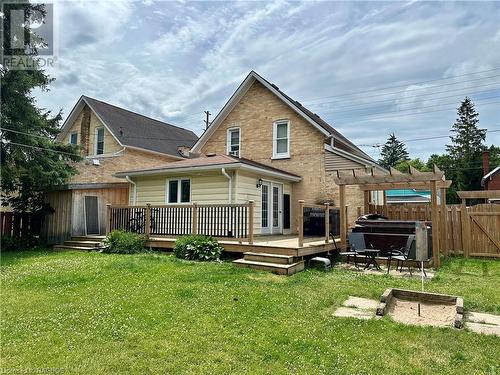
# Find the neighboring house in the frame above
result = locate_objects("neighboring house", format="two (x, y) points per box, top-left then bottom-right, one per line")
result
(42, 96), (198, 243)
(117, 71), (384, 236)
(385, 189), (440, 204)
(481, 150), (500, 193)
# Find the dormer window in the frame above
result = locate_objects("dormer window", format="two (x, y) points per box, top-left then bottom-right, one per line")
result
(272, 120), (290, 159)
(227, 127), (240, 157)
(69, 132), (78, 145)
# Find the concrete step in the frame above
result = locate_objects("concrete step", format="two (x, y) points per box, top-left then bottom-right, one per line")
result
(233, 259), (305, 275)
(243, 252), (296, 264)
(64, 240), (102, 248)
(53, 245), (98, 251)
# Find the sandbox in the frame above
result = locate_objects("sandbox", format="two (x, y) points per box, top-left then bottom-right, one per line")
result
(376, 288), (464, 328)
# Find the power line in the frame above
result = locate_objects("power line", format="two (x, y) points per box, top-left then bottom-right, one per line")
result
(356, 128), (500, 147)
(337, 99), (500, 124)
(303, 67), (500, 103)
(1, 140), (80, 157)
(306, 83), (500, 112)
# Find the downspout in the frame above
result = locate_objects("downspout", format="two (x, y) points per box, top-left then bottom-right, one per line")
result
(221, 168), (232, 203)
(125, 176), (137, 205)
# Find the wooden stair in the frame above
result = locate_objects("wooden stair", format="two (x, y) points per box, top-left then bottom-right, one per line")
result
(233, 252), (305, 275)
(53, 236), (104, 251)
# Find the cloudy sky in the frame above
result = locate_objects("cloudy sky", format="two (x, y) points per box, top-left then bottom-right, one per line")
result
(36, 0), (500, 160)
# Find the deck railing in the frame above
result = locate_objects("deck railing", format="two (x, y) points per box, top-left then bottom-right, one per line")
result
(298, 201), (337, 247)
(107, 201), (255, 244)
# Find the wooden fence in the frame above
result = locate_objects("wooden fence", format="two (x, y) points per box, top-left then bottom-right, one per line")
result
(107, 201), (255, 243)
(0, 211), (42, 238)
(369, 203), (500, 258)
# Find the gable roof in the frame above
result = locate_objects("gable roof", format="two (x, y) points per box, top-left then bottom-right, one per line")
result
(481, 166), (500, 186)
(115, 154), (301, 182)
(191, 71), (377, 164)
(57, 96), (198, 158)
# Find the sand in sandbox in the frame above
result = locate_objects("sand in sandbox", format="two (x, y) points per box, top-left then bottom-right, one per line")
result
(387, 297), (456, 327)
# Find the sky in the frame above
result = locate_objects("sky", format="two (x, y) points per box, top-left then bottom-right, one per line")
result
(35, 0), (500, 160)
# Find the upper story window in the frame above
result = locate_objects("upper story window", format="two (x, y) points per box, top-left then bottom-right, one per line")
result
(227, 127), (240, 157)
(166, 178), (191, 204)
(272, 120), (290, 159)
(69, 132), (78, 145)
(96, 127), (105, 155)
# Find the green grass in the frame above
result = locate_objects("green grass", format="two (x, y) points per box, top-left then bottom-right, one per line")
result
(1, 250), (499, 374)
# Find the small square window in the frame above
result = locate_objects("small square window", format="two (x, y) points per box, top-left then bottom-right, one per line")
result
(166, 179), (191, 204)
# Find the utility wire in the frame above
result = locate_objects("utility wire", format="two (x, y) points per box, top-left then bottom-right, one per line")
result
(303, 67), (500, 103)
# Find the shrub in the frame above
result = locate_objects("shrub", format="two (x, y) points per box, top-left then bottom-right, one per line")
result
(173, 235), (223, 261)
(1, 235), (41, 251)
(102, 230), (148, 254)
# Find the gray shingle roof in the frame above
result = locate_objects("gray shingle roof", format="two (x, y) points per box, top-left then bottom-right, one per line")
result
(83, 96), (198, 157)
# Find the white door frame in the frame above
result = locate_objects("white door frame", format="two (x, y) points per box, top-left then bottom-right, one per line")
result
(261, 181), (283, 235)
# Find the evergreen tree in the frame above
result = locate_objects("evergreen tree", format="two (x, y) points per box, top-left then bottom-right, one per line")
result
(445, 97), (486, 193)
(378, 133), (409, 169)
(395, 158), (429, 173)
(1, 3), (81, 212)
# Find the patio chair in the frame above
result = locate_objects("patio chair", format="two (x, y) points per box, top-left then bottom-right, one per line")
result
(386, 235), (417, 276)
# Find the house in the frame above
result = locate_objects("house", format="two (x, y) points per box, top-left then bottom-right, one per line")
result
(41, 96), (198, 244)
(481, 151), (500, 196)
(116, 71), (384, 237)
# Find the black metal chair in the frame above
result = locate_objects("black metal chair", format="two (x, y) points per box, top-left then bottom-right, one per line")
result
(386, 236), (415, 276)
(330, 232), (358, 268)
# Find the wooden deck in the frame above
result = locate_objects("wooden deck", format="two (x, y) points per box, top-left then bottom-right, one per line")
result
(148, 235), (338, 257)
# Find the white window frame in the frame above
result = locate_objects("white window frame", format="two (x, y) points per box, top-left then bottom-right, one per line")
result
(69, 131), (78, 145)
(272, 120), (290, 159)
(165, 178), (191, 204)
(226, 127), (241, 157)
(95, 127), (105, 155)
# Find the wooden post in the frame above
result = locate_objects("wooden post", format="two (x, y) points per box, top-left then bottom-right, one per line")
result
(339, 185), (346, 249)
(248, 200), (254, 245)
(382, 190), (387, 217)
(145, 203), (151, 238)
(324, 202), (330, 244)
(192, 203), (198, 235)
(430, 180), (440, 268)
(357, 206), (362, 218)
(461, 199), (470, 257)
(345, 205), (349, 235)
(105, 204), (112, 235)
(440, 188), (448, 258)
(364, 190), (370, 214)
(298, 200), (304, 248)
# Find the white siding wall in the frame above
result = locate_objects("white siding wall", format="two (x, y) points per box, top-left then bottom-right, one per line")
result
(132, 172), (229, 205)
(325, 151), (366, 171)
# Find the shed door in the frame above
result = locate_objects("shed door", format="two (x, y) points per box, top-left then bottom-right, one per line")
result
(84, 196), (100, 235)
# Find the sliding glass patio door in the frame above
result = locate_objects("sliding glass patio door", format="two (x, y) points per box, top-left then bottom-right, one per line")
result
(261, 182), (283, 235)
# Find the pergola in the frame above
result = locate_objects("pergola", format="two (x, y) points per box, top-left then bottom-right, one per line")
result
(333, 166), (451, 268)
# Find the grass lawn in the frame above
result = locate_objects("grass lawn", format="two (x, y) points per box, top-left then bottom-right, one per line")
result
(1, 250), (499, 374)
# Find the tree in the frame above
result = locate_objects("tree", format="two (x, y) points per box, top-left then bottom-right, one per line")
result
(395, 158), (429, 173)
(445, 97), (486, 193)
(0, 3), (81, 212)
(378, 133), (409, 169)
(426, 153), (458, 203)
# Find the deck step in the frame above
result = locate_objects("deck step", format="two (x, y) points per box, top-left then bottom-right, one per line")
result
(64, 240), (102, 247)
(233, 259), (305, 275)
(71, 236), (105, 242)
(53, 245), (99, 251)
(243, 252), (296, 264)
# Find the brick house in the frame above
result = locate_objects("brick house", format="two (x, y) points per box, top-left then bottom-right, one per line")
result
(481, 151), (500, 196)
(42, 96), (198, 243)
(117, 71), (384, 236)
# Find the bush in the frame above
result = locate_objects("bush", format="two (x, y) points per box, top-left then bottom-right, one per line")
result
(173, 235), (224, 261)
(1, 235), (41, 251)
(102, 230), (148, 254)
